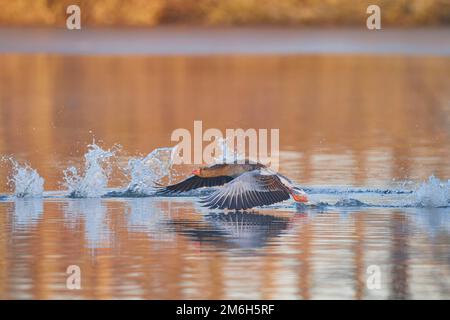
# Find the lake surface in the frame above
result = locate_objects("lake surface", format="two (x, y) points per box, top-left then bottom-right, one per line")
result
(0, 51), (449, 299)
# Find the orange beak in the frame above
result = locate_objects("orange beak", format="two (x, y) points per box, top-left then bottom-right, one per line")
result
(293, 193), (308, 203)
(192, 169), (201, 176)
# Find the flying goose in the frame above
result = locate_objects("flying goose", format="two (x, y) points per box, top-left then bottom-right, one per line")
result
(156, 161), (308, 210)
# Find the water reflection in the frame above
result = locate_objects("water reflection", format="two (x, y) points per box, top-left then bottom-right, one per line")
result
(389, 212), (410, 299)
(2, 198), (450, 299)
(411, 208), (450, 237)
(172, 211), (292, 250)
(63, 199), (111, 249)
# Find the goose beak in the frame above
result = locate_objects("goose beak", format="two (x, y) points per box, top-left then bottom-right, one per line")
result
(192, 169), (201, 176)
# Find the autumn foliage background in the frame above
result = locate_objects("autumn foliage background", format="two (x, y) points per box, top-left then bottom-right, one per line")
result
(1, 0), (449, 27)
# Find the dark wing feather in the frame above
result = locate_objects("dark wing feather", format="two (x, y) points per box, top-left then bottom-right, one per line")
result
(200, 170), (291, 210)
(156, 175), (234, 195)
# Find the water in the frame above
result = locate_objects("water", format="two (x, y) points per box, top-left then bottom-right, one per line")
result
(0, 52), (449, 299)
(1, 157), (44, 198)
(62, 143), (118, 198)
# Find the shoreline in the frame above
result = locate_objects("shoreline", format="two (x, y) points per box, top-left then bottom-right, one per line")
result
(0, 27), (449, 56)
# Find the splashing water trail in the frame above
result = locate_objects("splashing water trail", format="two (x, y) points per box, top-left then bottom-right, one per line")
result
(411, 175), (450, 208)
(1, 157), (44, 198)
(212, 137), (246, 164)
(125, 147), (175, 195)
(1, 142), (449, 209)
(63, 143), (118, 198)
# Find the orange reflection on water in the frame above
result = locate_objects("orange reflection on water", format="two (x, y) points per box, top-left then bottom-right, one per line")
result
(0, 54), (449, 192)
(1, 198), (450, 299)
(0, 53), (450, 299)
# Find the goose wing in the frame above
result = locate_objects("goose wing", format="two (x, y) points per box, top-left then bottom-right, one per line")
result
(200, 170), (291, 210)
(156, 175), (234, 195)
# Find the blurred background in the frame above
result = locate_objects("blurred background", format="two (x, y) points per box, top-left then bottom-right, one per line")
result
(0, 0), (449, 27)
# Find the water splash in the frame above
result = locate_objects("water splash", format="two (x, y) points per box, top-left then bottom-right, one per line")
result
(302, 186), (412, 195)
(63, 143), (118, 198)
(411, 176), (450, 208)
(2, 144), (449, 210)
(124, 147), (175, 195)
(1, 157), (44, 198)
(334, 198), (366, 207)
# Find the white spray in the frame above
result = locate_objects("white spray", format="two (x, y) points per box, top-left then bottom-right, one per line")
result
(1, 157), (44, 198)
(411, 175), (450, 208)
(63, 143), (118, 198)
(126, 147), (175, 195)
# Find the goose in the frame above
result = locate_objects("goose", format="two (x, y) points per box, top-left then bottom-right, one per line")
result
(156, 161), (308, 210)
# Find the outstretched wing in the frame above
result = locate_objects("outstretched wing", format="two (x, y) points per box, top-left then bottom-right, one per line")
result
(200, 170), (291, 210)
(156, 175), (234, 195)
